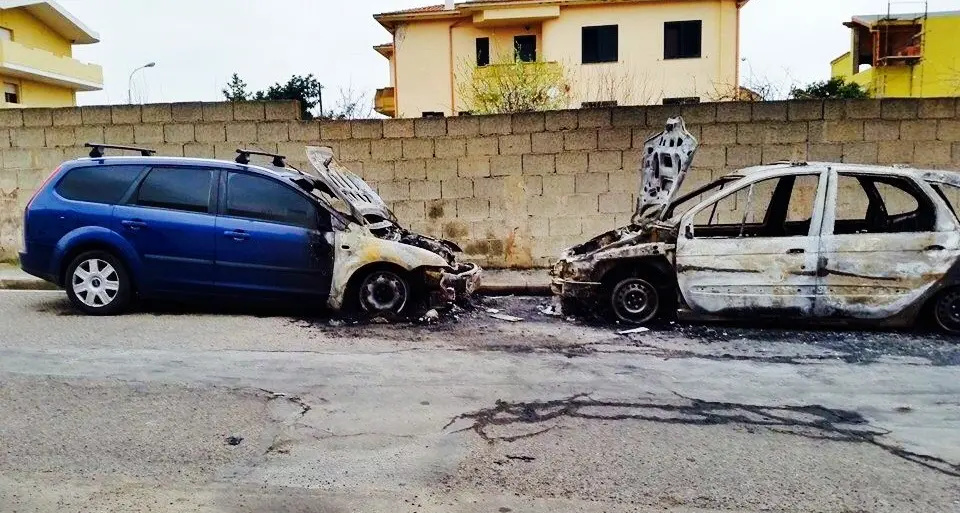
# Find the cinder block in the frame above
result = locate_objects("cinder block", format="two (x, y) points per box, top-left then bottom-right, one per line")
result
(45, 127), (76, 147)
(900, 119), (938, 141)
(680, 103), (717, 124)
(752, 101), (788, 121)
(195, 123), (226, 143)
(938, 120), (960, 142)
(23, 109), (53, 127)
(0, 129), (12, 149)
(110, 105), (141, 125)
(808, 143), (843, 162)
(643, 105), (681, 128)
(363, 160), (396, 181)
(953, 143), (960, 166)
(490, 155), (522, 176)
(340, 139), (371, 160)
(864, 120), (901, 142)
(528, 195), (562, 216)
(426, 158), (458, 181)
(522, 175), (543, 197)
(823, 100), (845, 120)
(844, 99), (881, 119)
(543, 174), (575, 196)
(499, 133), (531, 155)
(701, 123), (737, 145)
(467, 136), (498, 156)
(716, 102), (752, 123)
(409, 180), (442, 200)
(621, 149), (640, 171)
(531, 132), (562, 154)
(171, 102), (203, 122)
(2, 148), (31, 168)
(764, 122), (808, 144)
(608, 170), (639, 192)
(184, 143), (216, 158)
(726, 145), (761, 167)
(435, 138), (466, 159)
(80, 106), (110, 125)
(142, 104), (173, 123)
(393, 200), (426, 221)
(234, 101), (266, 121)
(564, 193), (600, 215)
(158, 143), (187, 157)
(878, 140), (915, 165)
(919, 98), (956, 119)
(564, 129), (597, 151)
(75, 125), (103, 145)
(881, 98), (919, 120)
(545, 110), (578, 131)
(842, 142), (879, 164)
(479, 114), (511, 135)
(104, 125), (135, 144)
(914, 141), (952, 166)
(576, 173), (608, 193)
(446, 116), (479, 137)
(787, 100), (824, 121)
(371, 139), (402, 160)
(11, 128), (45, 148)
(441, 178), (473, 199)
(473, 177), (506, 199)
(351, 120), (383, 139)
(402, 138), (434, 159)
(556, 152), (588, 174)
(51, 108), (82, 127)
(320, 120), (351, 140)
(32, 147), (64, 170)
(599, 192), (634, 214)
(513, 112), (545, 133)
(456, 198), (490, 220)
(762, 144), (806, 164)
(384, 119), (415, 138)
(378, 180), (411, 201)
(202, 102), (234, 122)
(810, 120), (864, 143)
(396, 159), (427, 180)
(265, 101), (300, 121)
(256, 122), (288, 143)
(737, 122), (763, 145)
(549, 217), (581, 237)
(226, 122), (257, 142)
(611, 106), (645, 128)
(632, 126), (660, 148)
(598, 128), (631, 150)
(579, 109), (612, 128)
(458, 156), (490, 177)
(588, 151), (621, 173)
(694, 145), (725, 168)
(415, 117), (447, 138)
(289, 121), (320, 142)
(521, 154), (555, 175)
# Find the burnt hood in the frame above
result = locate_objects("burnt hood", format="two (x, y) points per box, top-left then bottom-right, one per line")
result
(633, 117), (699, 223)
(306, 146), (396, 224)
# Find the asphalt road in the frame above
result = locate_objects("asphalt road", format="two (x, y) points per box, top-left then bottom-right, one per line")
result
(1, 290), (959, 513)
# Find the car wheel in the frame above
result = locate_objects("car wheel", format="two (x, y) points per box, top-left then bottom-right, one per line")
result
(65, 251), (132, 316)
(357, 269), (411, 317)
(610, 276), (661, 325)
(933, 288), (960, 335)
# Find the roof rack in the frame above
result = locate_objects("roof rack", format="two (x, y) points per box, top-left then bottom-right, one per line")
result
(85, 142), (157, 158)
(236, 148), (286, 167)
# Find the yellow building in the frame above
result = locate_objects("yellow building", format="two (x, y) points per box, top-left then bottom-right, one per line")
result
(373, 0), (749, 118)
(0, 1), (102, 108)
(831, 10), (960, 98)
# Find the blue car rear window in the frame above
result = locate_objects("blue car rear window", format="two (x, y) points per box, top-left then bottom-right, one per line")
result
(55, 165), (143, 204)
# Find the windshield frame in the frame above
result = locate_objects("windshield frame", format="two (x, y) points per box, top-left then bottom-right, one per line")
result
(663, 177), (739, 222)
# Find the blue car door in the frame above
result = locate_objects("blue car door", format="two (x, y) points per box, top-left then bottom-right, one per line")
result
(214, 171), (334, 298)
(113, 166), (218, 294)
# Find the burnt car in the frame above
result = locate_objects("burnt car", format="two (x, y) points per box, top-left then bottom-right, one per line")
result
(551, 118), (960, 333)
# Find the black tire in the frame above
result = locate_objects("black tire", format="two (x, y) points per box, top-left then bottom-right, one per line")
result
(64, 251), (133, 316)
(609, 275), (662, 325)
(933, 287), (960, 335)
(354, 268), (412, 319)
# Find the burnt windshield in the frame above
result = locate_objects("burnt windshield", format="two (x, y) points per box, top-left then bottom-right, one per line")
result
(665, 177), (738, 221)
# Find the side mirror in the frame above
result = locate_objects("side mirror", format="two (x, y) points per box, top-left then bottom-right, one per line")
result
(684, 225), (693, 239)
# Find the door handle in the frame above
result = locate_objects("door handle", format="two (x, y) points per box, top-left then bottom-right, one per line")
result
(121, 219), (147, 230)
(925, 245), (945, 251)
(223, 230), (250, 241)
(786, 248), (805, 254)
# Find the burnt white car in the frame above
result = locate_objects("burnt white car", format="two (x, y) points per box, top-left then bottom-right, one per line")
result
(551, 118), (960, 333)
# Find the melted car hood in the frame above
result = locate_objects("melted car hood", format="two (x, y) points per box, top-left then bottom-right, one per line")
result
(634, 117), (699, 222)
(306, 146), (395, 225)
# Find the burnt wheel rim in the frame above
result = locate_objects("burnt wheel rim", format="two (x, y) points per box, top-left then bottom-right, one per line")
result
(935, 289), (960, 333)
(612, 278), (659, 324)
(359, 271), (409, 314)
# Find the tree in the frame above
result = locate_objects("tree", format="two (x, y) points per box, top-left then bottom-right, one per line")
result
(222, 73), (251, 102)
(326, 85), (372, 120)
(255, 74), (324, 120)
(457, 53), (570, 114)
(790, 77), (869, 100)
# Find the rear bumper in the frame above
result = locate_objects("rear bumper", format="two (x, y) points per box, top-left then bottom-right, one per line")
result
(18, 250), (57, 284)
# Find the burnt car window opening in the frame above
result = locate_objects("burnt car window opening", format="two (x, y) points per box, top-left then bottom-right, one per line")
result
(135, 167), (214, 214)
(692, 175), (819, 239)
(226, 172), (322, 230)
(664, 177), (736, 221)
(928, 181), (960, 222)
(834, 174), (935, 235)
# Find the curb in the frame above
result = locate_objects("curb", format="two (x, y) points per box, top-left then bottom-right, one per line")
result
(0, 279), (58, 291)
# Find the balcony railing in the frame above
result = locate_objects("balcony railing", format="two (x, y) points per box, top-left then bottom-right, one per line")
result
(0, 39), (103, 91)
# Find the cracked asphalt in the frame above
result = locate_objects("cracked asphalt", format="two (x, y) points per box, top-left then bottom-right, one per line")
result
(1, 291), (959, 512)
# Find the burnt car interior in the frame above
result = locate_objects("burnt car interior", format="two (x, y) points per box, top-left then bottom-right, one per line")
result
(834, 174), (935, 235)
(690, 174), (819, 239)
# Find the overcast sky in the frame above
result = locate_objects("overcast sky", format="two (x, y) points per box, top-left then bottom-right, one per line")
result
(59, 0), (960, 107)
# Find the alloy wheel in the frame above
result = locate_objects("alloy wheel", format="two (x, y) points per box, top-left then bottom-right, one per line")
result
(71, 258), (120, 308)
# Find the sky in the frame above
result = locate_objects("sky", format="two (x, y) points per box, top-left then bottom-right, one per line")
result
(59, 0), (960, 107)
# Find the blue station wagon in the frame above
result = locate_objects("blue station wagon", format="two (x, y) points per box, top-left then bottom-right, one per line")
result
(20, 144), (481, 316)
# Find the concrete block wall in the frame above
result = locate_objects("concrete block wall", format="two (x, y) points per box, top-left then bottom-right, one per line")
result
(2, 98), (960, 267)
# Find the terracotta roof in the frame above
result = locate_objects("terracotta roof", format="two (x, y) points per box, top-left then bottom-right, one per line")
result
(376, 3), (447, 17)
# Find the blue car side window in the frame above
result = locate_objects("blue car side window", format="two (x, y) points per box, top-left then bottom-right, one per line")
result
(225, 173), (322, 230)
(55, 165), (143, 204)
(135, 167), (214, 213)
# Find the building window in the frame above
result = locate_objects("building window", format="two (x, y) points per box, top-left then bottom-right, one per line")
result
(476, 37), (490, 67)
(0, 27), (12, 41)
(514, 35), (536, 62)
(664, 20), (702, 59)
(4, 83), (19, 104)
(582, 25), (618, 64)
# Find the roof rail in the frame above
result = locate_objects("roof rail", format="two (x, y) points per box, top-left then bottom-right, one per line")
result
(85, 142), (157, 158)
(236, 148), (286, 168)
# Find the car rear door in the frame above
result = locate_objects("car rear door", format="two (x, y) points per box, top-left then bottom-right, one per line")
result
(814, 169), (960, 319)
(113, 166), (218, 294)
(214, 171), (334, 299)
(674, 168), (827, 318)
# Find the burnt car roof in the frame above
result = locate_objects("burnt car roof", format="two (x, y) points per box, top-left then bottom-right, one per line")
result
(725, 162), (960, 185)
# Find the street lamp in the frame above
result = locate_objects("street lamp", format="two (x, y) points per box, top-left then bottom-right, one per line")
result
(127, 62), (156, 104)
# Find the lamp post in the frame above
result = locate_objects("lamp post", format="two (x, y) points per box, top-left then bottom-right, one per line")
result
(127, 62), (156, 104)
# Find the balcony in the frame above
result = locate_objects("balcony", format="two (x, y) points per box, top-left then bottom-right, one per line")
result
(472, 5), (559, 27)
(375, 87), (396, 118)
(0, 39), (103, 91)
